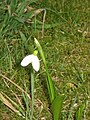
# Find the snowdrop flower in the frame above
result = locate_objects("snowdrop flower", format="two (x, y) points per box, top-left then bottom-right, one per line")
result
(21, 51), (40, 72)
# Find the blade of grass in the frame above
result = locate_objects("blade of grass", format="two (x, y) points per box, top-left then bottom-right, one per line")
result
(42, 9), (46, 38)
(4, 79), (25, 111)
(67, 95), (77, 120)
(1, 91), (25, 115)
(19, 31), (27, 56)
(0, 73), (30, 99)
(22, 86), (31, 120)
(75, 103), (85, 120)
(37, 105), (43, 120)
(0, 92), (22, 116)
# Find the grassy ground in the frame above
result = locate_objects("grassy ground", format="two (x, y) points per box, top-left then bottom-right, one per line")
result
(0, 0), (90, 120)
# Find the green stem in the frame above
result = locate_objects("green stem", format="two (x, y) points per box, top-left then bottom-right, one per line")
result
(31, 71), (34, 120)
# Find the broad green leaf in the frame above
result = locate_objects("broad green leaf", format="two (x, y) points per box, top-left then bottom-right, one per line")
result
(51, 95), (63, 120)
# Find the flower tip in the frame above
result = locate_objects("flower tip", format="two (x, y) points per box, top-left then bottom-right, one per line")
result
(34, 38), (38, 44)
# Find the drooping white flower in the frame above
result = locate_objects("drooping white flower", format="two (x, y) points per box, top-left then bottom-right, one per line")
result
(21, 54), (40, 72)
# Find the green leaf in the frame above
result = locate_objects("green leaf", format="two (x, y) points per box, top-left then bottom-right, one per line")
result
(34, 38), (56, 102)
(51, 95), (63, 120)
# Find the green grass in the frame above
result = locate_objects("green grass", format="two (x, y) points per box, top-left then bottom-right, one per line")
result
(0, 0), (90, 119)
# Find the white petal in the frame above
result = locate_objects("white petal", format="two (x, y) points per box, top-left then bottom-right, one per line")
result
(21, 55), (32, 67)
(21, 54), (40, 72)
(31, 55), (40, 72)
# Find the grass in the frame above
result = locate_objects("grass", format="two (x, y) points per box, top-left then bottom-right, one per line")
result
(0, 0), (90, 119)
